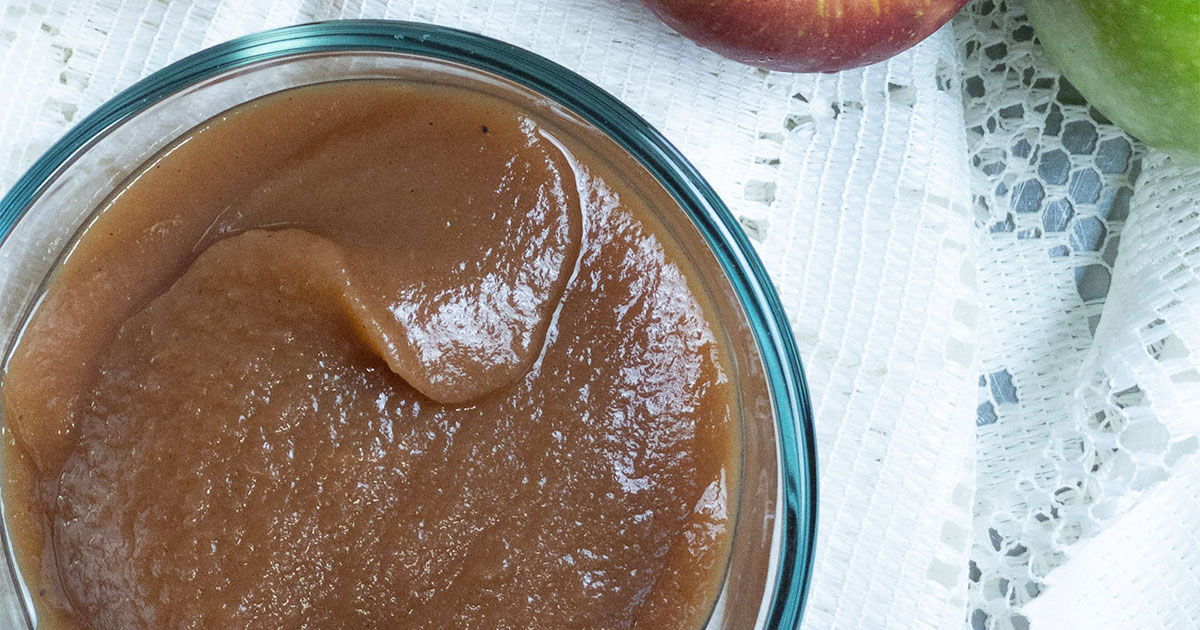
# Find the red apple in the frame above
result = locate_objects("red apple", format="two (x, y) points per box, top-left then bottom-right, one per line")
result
(641, 0), (968, 73)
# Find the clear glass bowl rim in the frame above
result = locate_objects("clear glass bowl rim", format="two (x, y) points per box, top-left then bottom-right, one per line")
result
(0, 19), (818, 628)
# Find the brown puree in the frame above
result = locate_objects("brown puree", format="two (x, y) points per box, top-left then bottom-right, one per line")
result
(1, 80), (740, 629)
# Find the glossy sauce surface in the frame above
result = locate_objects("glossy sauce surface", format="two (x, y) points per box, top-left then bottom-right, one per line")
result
(2, 80), (737, 629)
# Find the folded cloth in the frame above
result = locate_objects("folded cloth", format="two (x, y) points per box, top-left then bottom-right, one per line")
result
(1026, 452), (1200, 629)
(1024, 156), (1200, 628)
(954, 1), (1200, 627)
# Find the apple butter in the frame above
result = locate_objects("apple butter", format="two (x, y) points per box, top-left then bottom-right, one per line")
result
(2, 79), (738, 629)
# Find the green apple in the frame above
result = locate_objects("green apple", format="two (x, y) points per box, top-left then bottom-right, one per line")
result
(1027, 0), (1200, 159)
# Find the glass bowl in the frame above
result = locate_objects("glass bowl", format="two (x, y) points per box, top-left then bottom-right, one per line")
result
(0, 20), (816, 629)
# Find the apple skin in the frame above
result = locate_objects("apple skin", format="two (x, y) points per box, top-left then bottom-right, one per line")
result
(640, 0), (968, 73)
(1027, 0), (1200, 159)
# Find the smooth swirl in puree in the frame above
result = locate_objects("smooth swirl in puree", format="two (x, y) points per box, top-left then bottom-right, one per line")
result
(2, 81), (738, 630)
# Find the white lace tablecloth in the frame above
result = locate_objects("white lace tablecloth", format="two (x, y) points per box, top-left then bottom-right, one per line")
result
(1, 1), (1197, 628)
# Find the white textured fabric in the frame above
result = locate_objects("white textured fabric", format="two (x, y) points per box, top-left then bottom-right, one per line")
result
(752, 36), (976, 630)
(0, 0), (1196, 628)
(1019, 155), (1200, 629)
(1023, 451), (1200, 630)
(955, 1), (1200, 628)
